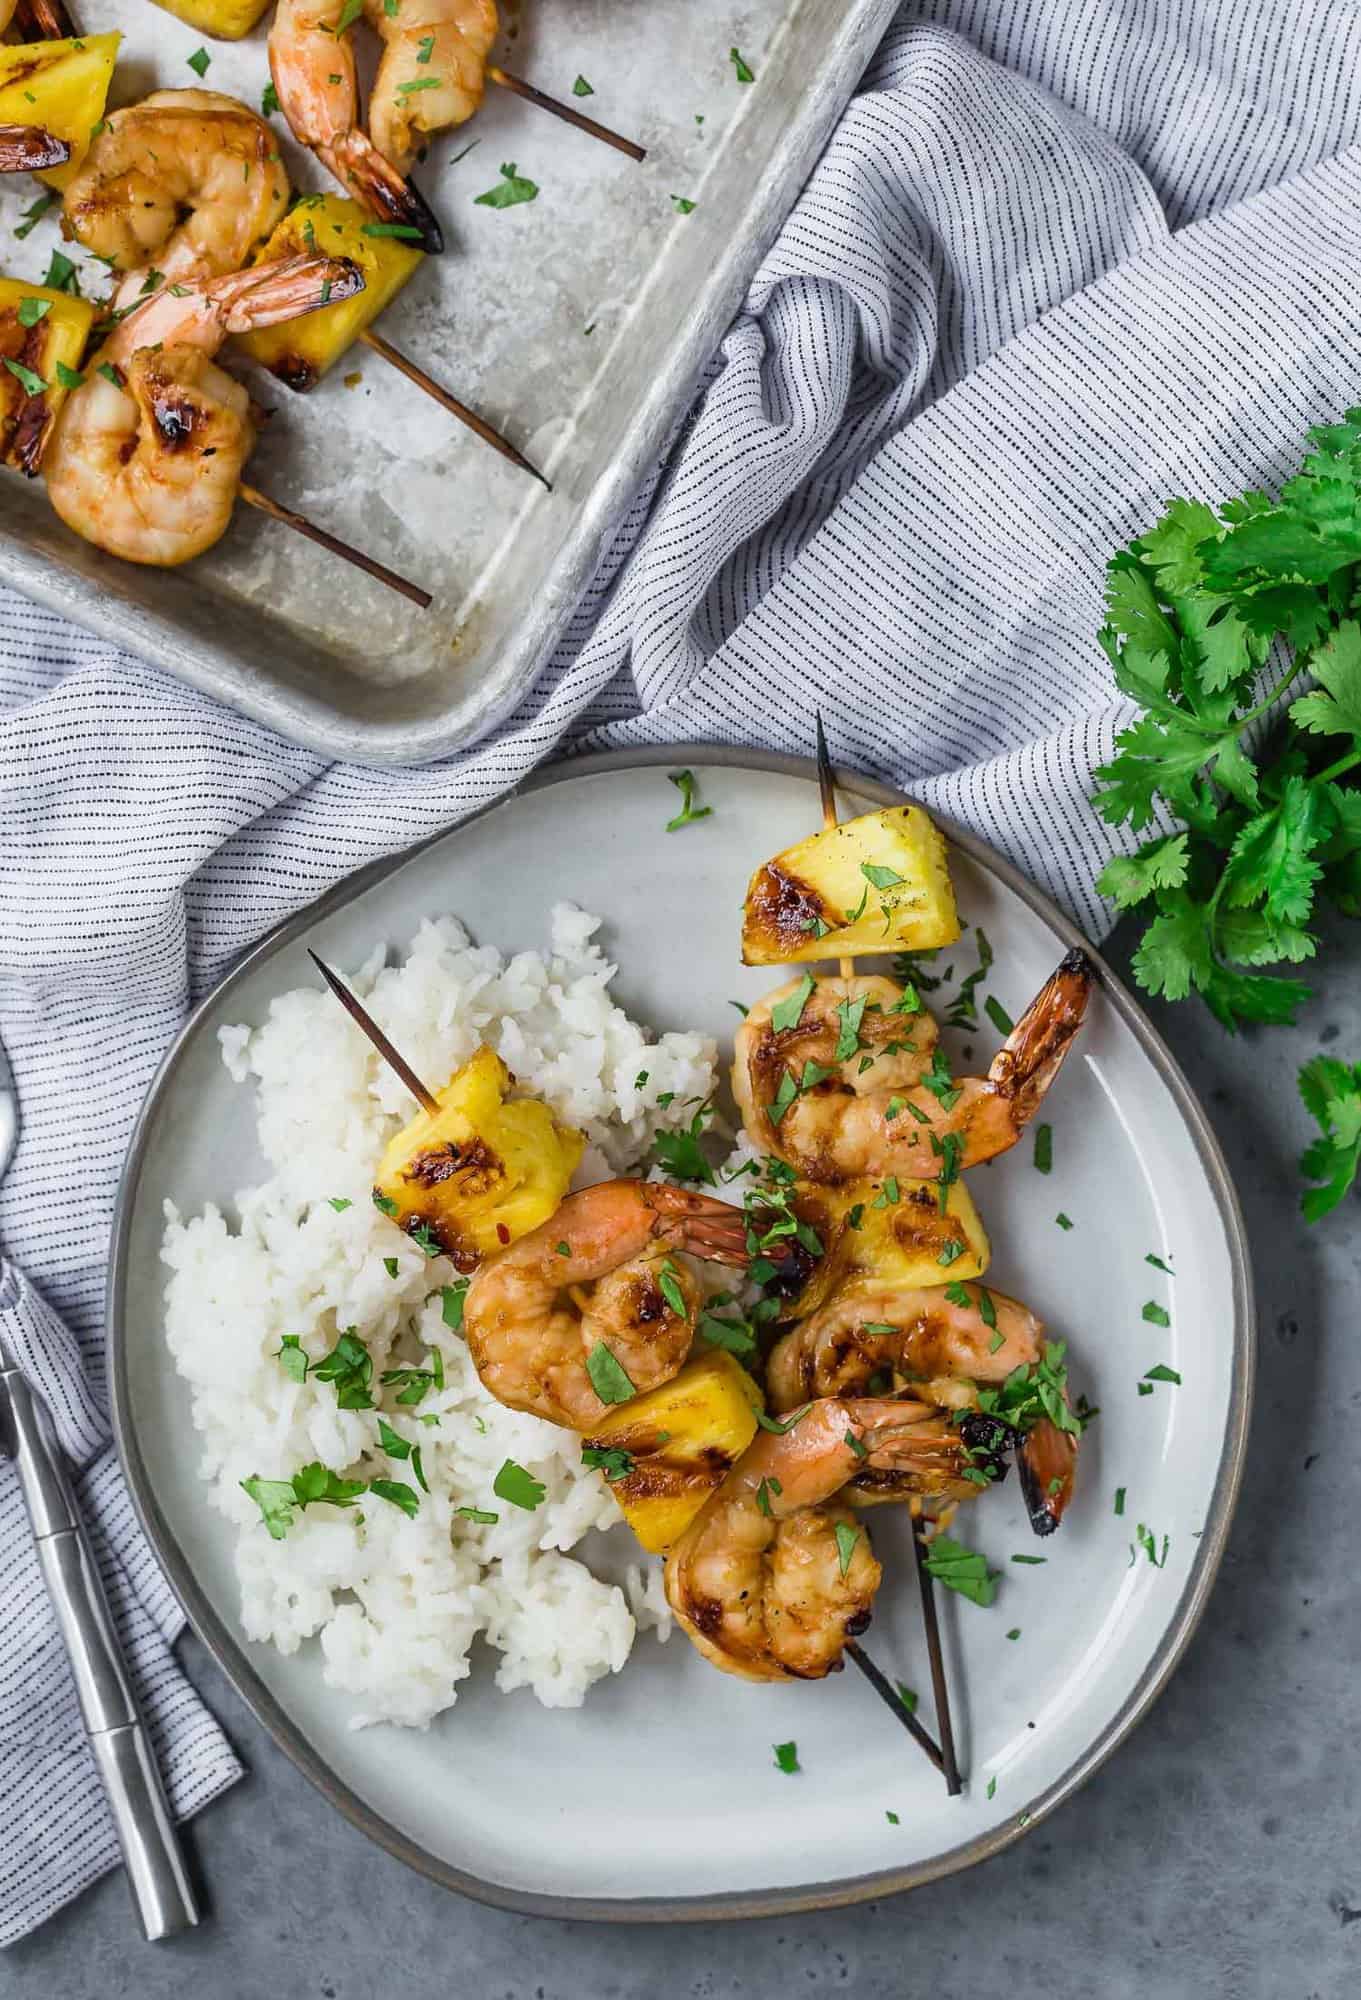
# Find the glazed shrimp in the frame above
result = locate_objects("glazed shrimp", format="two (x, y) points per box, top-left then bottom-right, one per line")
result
(464, 1180), (752, 1428)
(733, 972), (938, 1161)
(62, 93), (291, 312)
(0, 124), (68, 173)
(767, 1280), (1076, 1534)
(12, 0), (76, 33)
(664, 1396), (1013, 1681)
(269, 0), (444, 252)
(754, 949), (1092, 1184)
(366, 0), (498, 174)
(44, 253), (363, 566)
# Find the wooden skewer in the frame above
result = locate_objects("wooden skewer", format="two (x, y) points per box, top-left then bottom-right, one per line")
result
(912, 1507), (962, 1796)
(814, 712), (855, 983)
(487, 67), (646, 163)
(308, 951), (441, 1110)
(240, 485), (431, 609)
(846, 1641), (946, 1773)
(358, 328), (550, 488)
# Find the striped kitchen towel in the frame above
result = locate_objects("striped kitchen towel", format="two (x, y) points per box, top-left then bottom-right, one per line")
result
(4, 0), (1360, 1942)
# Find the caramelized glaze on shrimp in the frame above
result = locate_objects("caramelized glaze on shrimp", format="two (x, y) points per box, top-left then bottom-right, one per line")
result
(665, 1396), (1013, 1681)
(745, 950), (1092, 1183)
(62, 92), (290, 310)
(366, 0), (498, 172)
(464, 1180), (752, 1428)
(44, 254), (363, 566)
(269, 0), (444, 252)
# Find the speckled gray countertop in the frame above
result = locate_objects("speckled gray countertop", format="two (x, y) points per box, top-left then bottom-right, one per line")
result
(10, 909), (1359, 2000)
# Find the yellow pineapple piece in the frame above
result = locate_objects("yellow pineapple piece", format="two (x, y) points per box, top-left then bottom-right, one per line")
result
(236, 194), (423, 390)
(0, 276), (96, 473)
(0, 34), (120, 190)
(582, 1349), (764, 1554)
(788, 1174), (990, 1322)
(145, 0), (272, 37)
(742, 804), (961, 964)
(373, 1046), (584, 1269)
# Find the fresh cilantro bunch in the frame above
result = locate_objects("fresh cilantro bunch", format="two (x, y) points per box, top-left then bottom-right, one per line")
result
(1298, 1057), (1361, 1220)
(1093, 410), (1361, 1033)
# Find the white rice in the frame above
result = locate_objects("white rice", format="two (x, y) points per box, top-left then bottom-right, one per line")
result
(161, 906), (718, 1729)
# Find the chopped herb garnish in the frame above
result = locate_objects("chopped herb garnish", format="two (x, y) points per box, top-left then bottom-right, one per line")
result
(586, 1341), (636, 1405)
(988, 1329), (1005, 1354)
(1143, 1363), (1182, 1385)
(986, 1775), (998, 1800)
(671, 195), (697, 214)
(773, 1741), (799, 1774)
(370, 1477), (420, 1518)
(397, 75), (442, 92)
(572, 73), (593, 95)
(262, 79), (280, 116)
(729, 45), (755, 81)
(456, 1504), (498, 1524)
(657, 1258), (687, 1316)
(1032, 1123), (1053, 1174)
(861, 861), (905, 890)
(1145, 1251), (1174, 1272)
(1006, 1628), (1021, 1640)
(697, 1309), (757, 1357)
(372, 1190), (399, 1216)
(441, 1280), (468, 1331)
(241, 1461), (366, 1539)
(665, 766), (712, 829)
(407, 1219), (444, 1258)
(897, 1683), (918, 1713)
(754, 1403), (810, 1436)
(474, 161), (539, 209)
(327, 1196), (353, 1212)
(1142, 1300), (1171, 1326)
(15, 190), (58, 239)
(1114, 1486), (1126, 1515)
(844, 1428), (868, 1460)
(187, 46), (211, 77)
(415, 30), (435, 60)
(985, 995), (1014, 1034)
(1055, 1212), (1074, 1231)
(755, 1474), (783, 1517)
(886, 1809), (900, 1825)
(493, 1458), (546, 1510)
(1132, 1522), (1169, 1568)
(582, 1444), (634, 1482)
(651, 1099), (716, 1184)
(833, 993), (868, 1060)
(1011, 1553), (1046, 1565)
(923, 1534), (997, 1606)
(977, 1287), (997, 1329)
(383, 1255), (399, 1278)
(1138, 1382), (1154, 1396)
(16, 297), (51, 329)
(275, 1335), (309, 1384)
(377, 1417), (411, 1459)
(361, 221), (425, 239)
(936, 1239), (966, 1267)
(42, 249), (79, 296)
(313, 1328), (374, 1409)
(55, 362), (85, 390)
(770, 972), (814, 1033)
(833, 1520), (860, 1576)
(3, 358), (48, 398)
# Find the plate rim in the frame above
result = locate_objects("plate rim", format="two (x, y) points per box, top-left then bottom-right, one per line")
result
(107, 745), (1255, 1922)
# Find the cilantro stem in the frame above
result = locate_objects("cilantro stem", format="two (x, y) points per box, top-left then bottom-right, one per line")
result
(1315, 745), (1361, 785)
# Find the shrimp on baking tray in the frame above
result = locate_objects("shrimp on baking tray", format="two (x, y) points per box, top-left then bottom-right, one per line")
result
(463, 1179), (753, 1429)
(664, 1394), (1015, 1681)
(767, 1280), (1079, 1535)
(365, 0), (498, 173)
(44, 253), (363, 567)
(60, 91), (290, 312)
(268, 0), (445, 252)
(735, 950), (1092, 1184)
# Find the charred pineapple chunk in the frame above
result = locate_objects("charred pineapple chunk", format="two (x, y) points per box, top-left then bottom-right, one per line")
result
(0, 34), (120, 190)
(788, 1174), (990, 1322)
(236, 194), (423, 390)
(582, 1350), (764, 1554)
(146, 0), (272, 38)
(0, 277), (96, 473)
(742, 804), (961, 964)
(373, 1046), (584, 1270)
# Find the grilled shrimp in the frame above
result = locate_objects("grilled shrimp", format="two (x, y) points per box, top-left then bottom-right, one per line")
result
(464, 1180), (752, 1428)
(366, 0), (498, 173)
(44, 253), (363, 566)
(664, 1396), (1012, 1681)
(747, 949), (1092, 1184)
(0, 124), (68, 172)
(12, 0), (76, 33)
(733, 972), (938, 1161)
(62, 92), (290, 312)
(767, 1280), (1076, 1533)
(269, 0), (444, 252)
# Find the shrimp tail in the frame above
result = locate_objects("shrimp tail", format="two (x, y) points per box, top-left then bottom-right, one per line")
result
(14, 0), (77, 33)
(206, 253), (366, 333)
(641, 1184), (751, 1267)
(1017, 1416), (1077, 1535)
(989, 946), (1093, 1121)
(325, 131), (445, 255)
(0, 124), (70, 174)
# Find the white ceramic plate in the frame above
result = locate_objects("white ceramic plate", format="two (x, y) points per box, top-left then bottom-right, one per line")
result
(109, 750), (1253, 1920)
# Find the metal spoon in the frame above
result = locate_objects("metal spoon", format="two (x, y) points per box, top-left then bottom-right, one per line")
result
(0, 1036), (200, 1939)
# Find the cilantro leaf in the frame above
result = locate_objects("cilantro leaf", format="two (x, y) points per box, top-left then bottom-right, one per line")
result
(474, 162), (539, 210)
(1298, 1055), (1361, 1219)
(586, 1341), (636, 1404)
(922, 1534), (997, 1607)
(492, 1458), (546, 1510)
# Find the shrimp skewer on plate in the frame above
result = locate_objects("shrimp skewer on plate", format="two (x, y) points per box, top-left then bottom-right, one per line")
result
(767, 1280), (1079, 1534)
(664, 1395), (1013, 1682)
(464, 1179), (752, 1429)
(734, 949), (1092, 1183)
(44, 253), (362, 567)
(61, 91), (290, 311)
(269, 0), (444, 253)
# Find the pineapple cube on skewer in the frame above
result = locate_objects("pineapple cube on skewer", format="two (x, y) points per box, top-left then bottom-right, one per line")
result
(582, 1349), (765, 1554)
(788, 1175), (991, 1323)
(742, 804), (961, 964)
(145, 0), (272, 38)
(0, 34), (120, 190)
(0, 277), (96, 473)
(236, 193), (423, 391)
(372, 1046), (584, 1269)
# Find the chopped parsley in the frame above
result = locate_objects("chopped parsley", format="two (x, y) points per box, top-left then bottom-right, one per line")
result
(377, 1417), (411, 1459)
(671, 196), (697, 214)
(361, 221), (426, 239)
(657, 1258), (687, 1316)
(262, 79), (280, 116)
(572, 73), (593, 96)
(923, 1535), (997, 1606)
(1142, 1300), (1171, 1327)
(1143, 1363), (1182, 1385)
(650, 1099), (716, 1185)
(729, 45), (755, 81)
(456, 1505), (498, 1524)
(897, 1683), (918, 1713)
(697, 1308), (757, 1357)
(42, 248), (80, 295)
(186, 46), (211, 77)
(1006, 1628), (1021, 1641)
(984, 994), (1014, 1035)
(370, 1477), (420, 1518)
(754, 1403), (810, 1435)
(773, 1741), (799, 1774)
(833, 1520), (860, 1576)
(665, 767), (712, 829)
(936, 1238), (965, 1267)
(974, 1343), (1080, 1438)
(241, 1461), (365, 1538)
(1145, 1251), (1174, 1272)
(2, 358), (48, 398)
(493, 1459), (546, 1511)
(397, 75), (442, 92)
(582, 1444), (634, 1482)
(416, 30), (435, 60)
(16, 302), (50, 335)
(1114, 1486), (1126, 1515)
(770, 972), (814, 1033)
(1131, 1522), (1169, 1568)
(55, 362), (85, 390)
(474, 162), (540, 209)
(1032, 1123), (1053, 1174)
(14, 190), (57, 240)
(372, 1190), (399, 1216)
(441, 1280), (468, 1331)
(833, 993), (868, 1060)
(1011, 1553), (1047, 1565)
(275, 1335), (308, 1384)
(755, 1474), (783, 1517)
(1055, 1212), (1074, 1231)
(383, 1256), (399, 1278)
(327, 1197), (352, 1214)
(312, 1328), (374, 1409)
(586, 1341), (636, 1405)
(860, 861), (905, 891)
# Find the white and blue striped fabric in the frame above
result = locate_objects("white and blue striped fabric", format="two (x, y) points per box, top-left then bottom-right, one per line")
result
(2, 0), (1357, 1942)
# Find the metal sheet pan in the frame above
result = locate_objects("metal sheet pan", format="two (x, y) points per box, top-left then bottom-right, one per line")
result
(0, 0), (898, 763)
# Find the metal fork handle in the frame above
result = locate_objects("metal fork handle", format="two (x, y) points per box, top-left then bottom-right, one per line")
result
(0, 1364), (199, 1939)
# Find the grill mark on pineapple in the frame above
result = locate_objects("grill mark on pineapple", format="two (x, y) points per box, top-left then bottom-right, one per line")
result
(402, 1135), (500, 1193)
(0, 311), (57, 476)
(266, 352), (319, 393)
(744, 861), (830, 958)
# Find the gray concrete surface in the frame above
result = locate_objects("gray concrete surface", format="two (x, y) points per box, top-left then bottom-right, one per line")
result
(9, 910), (1360, 1999)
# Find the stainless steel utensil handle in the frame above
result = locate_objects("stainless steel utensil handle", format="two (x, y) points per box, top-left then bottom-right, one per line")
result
(0, 1363), (200, 1939)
